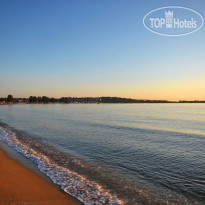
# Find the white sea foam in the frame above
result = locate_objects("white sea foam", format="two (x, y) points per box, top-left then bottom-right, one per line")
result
(0, 126), (124, 205)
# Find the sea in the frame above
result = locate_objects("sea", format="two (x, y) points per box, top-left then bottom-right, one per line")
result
(0, 104), (204, 205)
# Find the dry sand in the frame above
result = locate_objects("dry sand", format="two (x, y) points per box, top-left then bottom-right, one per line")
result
(0, 149), (80, 205)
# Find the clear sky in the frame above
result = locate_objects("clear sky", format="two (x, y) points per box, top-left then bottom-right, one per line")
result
(0, 0), (205, 100)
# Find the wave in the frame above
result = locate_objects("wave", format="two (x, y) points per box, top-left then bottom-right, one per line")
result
(0, 125), (123, 205)
(0, 122), (194, 205)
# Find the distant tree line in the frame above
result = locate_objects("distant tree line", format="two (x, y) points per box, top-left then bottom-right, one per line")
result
(99, 97), (169, 103)
(0, 95), (14, 103)
(1, 95), (205, 104)
(29, 96), (54, 103)
(28, 96), (99, 103)
(28, 96), (74, 103)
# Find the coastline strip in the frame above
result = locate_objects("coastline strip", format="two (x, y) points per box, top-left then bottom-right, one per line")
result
(0, 149), (80, 205)
(0, 124), (122, 204)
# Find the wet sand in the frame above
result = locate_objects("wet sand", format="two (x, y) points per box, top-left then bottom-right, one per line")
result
(0, 149), (80, 205)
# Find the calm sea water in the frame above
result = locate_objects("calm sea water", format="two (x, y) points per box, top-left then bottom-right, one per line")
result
(0, 104), (205, 204)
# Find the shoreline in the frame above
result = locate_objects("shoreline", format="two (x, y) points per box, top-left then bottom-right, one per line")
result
(0, 142), (81, 205)
(0, 121), (123, 205)
(1, 101), (205, 106)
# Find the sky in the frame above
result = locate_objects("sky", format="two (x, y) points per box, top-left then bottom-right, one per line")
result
(0, 0), (205, 100)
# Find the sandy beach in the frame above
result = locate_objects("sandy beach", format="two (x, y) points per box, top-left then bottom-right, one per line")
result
(0, 149), (80, 205)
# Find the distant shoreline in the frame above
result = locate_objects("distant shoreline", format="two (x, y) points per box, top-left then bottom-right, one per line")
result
(1, 102), (205, 106)
(1, 96), (205, 105)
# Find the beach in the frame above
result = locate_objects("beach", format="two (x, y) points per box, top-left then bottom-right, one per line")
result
(0, 148), (80, 205)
